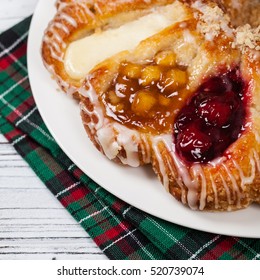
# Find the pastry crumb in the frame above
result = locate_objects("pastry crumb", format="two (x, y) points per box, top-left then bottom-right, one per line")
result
(192, 1), (233, 40)
(232, 24), (260, 53)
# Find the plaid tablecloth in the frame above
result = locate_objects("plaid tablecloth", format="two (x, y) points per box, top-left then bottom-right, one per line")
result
(0, 17), (260, 260)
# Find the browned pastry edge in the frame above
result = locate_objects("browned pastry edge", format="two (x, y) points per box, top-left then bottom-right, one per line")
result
(42, 0), (259, 99)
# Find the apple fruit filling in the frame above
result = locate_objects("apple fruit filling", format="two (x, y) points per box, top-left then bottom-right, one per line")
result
(101, 50), (189, 132)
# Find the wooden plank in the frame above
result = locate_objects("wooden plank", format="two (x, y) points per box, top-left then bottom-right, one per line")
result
(0, 253), (107, 260)
(0, 177), (43, 189)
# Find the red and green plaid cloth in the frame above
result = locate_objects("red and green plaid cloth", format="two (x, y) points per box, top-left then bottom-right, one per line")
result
(1, 17), (260, 260)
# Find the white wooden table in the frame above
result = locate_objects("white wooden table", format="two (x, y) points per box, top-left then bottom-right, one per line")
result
(0, 0), (107, 260)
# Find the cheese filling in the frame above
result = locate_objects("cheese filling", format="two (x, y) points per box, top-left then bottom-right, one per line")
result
(64, 2), (188, 80)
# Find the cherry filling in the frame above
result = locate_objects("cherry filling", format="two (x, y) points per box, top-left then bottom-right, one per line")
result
(174, 69), (248, 164)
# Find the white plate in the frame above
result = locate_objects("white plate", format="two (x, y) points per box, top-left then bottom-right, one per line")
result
(28, 0), (260, 238)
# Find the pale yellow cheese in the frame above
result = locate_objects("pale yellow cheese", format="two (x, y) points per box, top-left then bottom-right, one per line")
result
(64, 2), (188, 80)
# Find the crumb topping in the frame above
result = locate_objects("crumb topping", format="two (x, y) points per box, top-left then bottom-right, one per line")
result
(192, 1), (233, 41)
(233, 24), (260, 52)
(192, 1), (260, 60)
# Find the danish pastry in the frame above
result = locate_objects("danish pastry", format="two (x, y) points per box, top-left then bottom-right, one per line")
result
(42, 0), (191, 99)
(79, 0), (260, 211)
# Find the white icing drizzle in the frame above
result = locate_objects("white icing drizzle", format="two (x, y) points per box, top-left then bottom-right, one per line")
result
(44, 59), (77, 96)
(94, 2), (102, 15)
(164, 155), (175, 193)
(80, 76), (260, 210)
(55, 0), (77, 11)
(44, 0), (191, 95)
(209, 173), (219, 210)
(232, 157), (256, 190)
(208, 156), (226, 168)
(115, 124), (141, 167)
(48, 0), (259, 211)
(140, 134), (151, 164)
(253, 149), (260, 173)
(219, 173), (232, 206)
(152, 136), (187, 202)
(51, 28), (66, 49)
(152, 137), (170, 190)
(192, 164), (207, 210)
(43, 34), (63, 62)
(150, 130), (260, 210)
(179, 181), (187, 205)
(53, 21), (70, 34)
(43, 3), (80, 64)
(80, 79), (104, 131)
(59, 12), (78, 27)
(64, 2), (187, 80)
(222, 163), (242, 209)
(48, 36), (61, 53)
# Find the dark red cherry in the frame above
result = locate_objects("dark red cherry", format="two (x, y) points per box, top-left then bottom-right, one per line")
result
(174, 107), (193, 133)
(197, 97), (232, 127)
(200, 77), (226, 94)
(174, 68), (248, 164)
(225, 91), (240, 110)
(227, 69), (244, 93)
(177, 123), (212, 153)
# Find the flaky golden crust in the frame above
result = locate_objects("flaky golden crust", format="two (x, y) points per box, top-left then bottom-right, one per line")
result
(80, 97), (152, 166)
(150, 17), (260, 211)
(42, 0), (181, 98)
